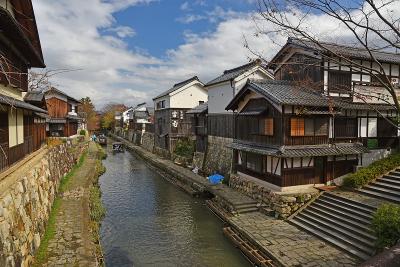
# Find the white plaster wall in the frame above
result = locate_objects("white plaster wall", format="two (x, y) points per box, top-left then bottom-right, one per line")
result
(208, 68), (271, 114)
(170, 83), (207, 109)
(360, 148), (391, 167)
(154, 95), (170, 110)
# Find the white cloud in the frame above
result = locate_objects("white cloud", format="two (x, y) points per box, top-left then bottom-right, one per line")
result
(176, 14), (207, 24)
(31, 0), (400, 109)
(180, 2), (190, 11)
(106, 26), (136, 38)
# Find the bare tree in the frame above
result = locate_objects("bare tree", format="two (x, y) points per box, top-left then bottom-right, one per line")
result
(249, 0), (400, 117)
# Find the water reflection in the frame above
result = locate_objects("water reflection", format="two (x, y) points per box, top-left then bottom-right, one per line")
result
(99, 149), (250, 267)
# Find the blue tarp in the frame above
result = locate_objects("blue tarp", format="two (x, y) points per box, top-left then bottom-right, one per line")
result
(208, 174), (224, 185)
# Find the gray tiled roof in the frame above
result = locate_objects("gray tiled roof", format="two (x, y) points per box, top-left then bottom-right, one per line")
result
(24, 91), (44, 102)
(187, 102), (208, 114)
(153, 76), (202, 100)
(229, 140), (368, 157)
(205, 59), (271, 86)
(289, 38), (400, 65)
(226, 79), (395, 111)
(45, 87), (81, 103)
(0, 94), (47, 113)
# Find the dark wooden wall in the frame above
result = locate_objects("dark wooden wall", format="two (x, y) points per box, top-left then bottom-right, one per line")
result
(46, 97), (68, 118)
(208, 113), (235, 138)
(236, 98), (282, 145)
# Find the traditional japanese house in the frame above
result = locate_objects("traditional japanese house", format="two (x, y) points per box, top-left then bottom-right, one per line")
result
(187, 102), (208, 153)
(226, 39), (400, 192)
(0, 0), (47, 173)
(203, 59), (274, 175)
(153, 76), (207, 154)
(44, 87), (82, 137)
(128, 103), (154, 132)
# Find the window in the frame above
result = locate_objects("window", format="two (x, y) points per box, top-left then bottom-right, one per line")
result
(291, 118), (304, 136)
(246, 153), (262, 173)
(156, 100), (165, 109)
(259, 118), (274, 136)
(328, 71), (352, 93)
(359, 117), (377, 137)
(290, 118), (316, 136)
(335, 118), (357, 138)
(315, 118), (328, 135)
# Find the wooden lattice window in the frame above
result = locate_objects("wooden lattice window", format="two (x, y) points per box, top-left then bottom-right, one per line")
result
(291, 118), (305, 136)
(260, 118), (274, 136)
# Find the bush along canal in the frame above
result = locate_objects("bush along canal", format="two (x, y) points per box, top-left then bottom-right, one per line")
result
(99, 146), (252, 267)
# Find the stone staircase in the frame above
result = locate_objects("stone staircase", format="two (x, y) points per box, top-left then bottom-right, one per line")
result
(290, 192), (377, 261)
(358, 170), (400, 203)
(233, 201), (259, 214)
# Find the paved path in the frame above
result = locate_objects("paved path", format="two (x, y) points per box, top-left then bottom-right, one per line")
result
(229, 212), (359, 267)
(40, 142), (98, 267)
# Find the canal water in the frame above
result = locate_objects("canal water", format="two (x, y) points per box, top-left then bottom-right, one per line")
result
(99, 148), (251, 267)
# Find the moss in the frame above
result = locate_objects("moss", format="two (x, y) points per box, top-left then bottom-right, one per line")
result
(343, 153), (400, 188)
(33, 149), (88, 266)
(372, 203), (400, 249)
(173, 138), (194, 158)
(33, 197), (61, 266)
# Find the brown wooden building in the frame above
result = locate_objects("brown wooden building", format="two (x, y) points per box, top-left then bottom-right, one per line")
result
(44, 87), (82, 137)
(153, 76), (207, 153)
(0, 0), (47, 173)
(226, 39), (399, 192)
(187, 102), (208, 153)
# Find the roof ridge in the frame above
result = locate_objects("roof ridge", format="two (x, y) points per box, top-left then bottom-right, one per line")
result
(289, 37), (399, 56)
(223, 59), (262, 74)
(173, 75), (200, 88)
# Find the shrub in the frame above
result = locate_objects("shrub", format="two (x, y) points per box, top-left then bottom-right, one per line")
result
(372, 203), (400, 249)
(343, 153), (400, 188)
(174, 138), (194, 158)
(79, 129), (86, 136)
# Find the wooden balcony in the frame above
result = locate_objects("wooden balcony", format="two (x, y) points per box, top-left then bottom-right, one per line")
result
(285, 136), (329, 146)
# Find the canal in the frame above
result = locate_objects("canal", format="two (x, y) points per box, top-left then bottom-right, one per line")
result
(99, 148), (251, 267)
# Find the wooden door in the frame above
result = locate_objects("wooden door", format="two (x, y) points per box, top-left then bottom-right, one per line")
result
(314, 157), (326, 184)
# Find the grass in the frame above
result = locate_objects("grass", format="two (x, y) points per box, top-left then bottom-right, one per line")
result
(33, 150), (88, 266)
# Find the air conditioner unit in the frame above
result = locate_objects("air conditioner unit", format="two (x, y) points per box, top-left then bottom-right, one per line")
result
(391, 77), (399, 85)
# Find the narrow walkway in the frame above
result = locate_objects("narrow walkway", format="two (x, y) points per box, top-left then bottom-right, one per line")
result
(40, 142), (98, 267)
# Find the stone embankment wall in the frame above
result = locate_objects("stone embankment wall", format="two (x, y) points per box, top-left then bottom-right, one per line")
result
(203, 136), (233, 177)
(0, 143), (86, 267)
(229, 175), (319, 219)
(141, 132), (154, 152)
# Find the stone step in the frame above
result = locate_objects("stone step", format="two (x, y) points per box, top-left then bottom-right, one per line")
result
(294, 215), (376, 256)
(358, 189), (400, 204)
(391, 170), (400, 176)
(317, 199), (372, 221)
(324, 192), (376, 212)
(290, 218), (372, 261)
(363, 185), (400, 197)
(312, 202), (371, 226)
(372, 182), (400, 192)
(302, 209), (376, 242)
(308, 205), (373, 233)
(234, 203), (259, 209)
(379, 177), (400, 186)
(384, 174), (400, 181)
(321, 194), (375, 214)
(236, 207), (259, 214)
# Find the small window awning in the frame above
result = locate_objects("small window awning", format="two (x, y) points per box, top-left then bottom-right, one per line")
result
(0, 94), (47, 113)
(239, 108), (268, 116)
(47, 118), (67, 124)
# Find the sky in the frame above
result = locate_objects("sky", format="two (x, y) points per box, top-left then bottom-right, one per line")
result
(30, 0), (399, 109)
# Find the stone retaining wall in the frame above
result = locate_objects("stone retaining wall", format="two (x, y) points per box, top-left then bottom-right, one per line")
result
(203, 136), (233, 177)
(0, 143), (86, 267)
(229, 175), (319, 219)
(141, 132), (154, 152)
